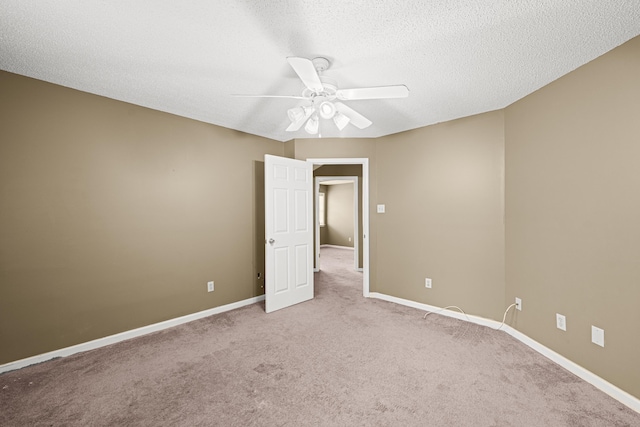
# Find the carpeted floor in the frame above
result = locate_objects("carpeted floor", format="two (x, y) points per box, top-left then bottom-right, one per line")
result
(1, 246), (639, 426)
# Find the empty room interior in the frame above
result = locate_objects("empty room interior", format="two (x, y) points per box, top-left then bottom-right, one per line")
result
(1, 2), (639, 425)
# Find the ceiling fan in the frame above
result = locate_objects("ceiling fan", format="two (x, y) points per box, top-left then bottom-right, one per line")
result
(235, 57), (409, 134)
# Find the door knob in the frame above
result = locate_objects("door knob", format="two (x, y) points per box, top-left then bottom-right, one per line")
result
(268, 238), (275, 244)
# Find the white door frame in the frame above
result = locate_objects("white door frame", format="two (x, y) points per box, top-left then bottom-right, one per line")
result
(306, 158), (370, 297)
(314, 176), (359, 272)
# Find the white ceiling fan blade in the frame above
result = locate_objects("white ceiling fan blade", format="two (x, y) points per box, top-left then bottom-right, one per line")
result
(334, 102), (372, 129)
(285, 107), (315, 132)
(336, 85), (409, 101)
(232, 94), (306, 99)
(287, 57), (324, 93)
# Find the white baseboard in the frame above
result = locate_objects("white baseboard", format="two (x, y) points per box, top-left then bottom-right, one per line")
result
(369, 292), (503, 329)
(0, 295), (265, 375)
(368, 292), (640, 414)
(320, 244), (354, 250)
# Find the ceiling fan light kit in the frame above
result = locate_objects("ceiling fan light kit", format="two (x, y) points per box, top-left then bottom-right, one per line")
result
(237, 56), (408, 136)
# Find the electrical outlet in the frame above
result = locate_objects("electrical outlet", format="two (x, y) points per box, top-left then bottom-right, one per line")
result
(515, 297), (522, 311)
(425, 278), (432, 288)
(591, 326), (604, 347)
(556, 313), (566, 331)
(207, 281), (214, 292)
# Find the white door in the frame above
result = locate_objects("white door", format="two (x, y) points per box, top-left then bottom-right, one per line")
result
(264, 155), (314, 313)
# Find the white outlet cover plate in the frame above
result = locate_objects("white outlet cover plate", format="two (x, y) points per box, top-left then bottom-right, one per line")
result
(425, 278), (432, 288)
(515, 297), (522, 311)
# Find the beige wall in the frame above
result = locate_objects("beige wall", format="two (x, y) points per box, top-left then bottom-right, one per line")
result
(505, 37), (640, 398)
(325, 183), (355, 248)
(375, 112), (506, 319)
(283, 139), (295, 159)
(0, 71), (283, 364)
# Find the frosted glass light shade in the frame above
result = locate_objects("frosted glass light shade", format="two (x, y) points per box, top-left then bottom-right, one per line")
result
(287, 106), (314, 123)
(305, 114), (319, 134)
(333, 112), (350, 130)
(319, 101), (336, 119)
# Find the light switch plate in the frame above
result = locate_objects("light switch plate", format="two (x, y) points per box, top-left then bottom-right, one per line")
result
(591, 326), (604, 347)
(556, 313), (566, 331)
(377, 204), (385, 213)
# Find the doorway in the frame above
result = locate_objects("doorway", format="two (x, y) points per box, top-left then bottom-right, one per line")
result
(315, 176), (359, 272)
(307, 158), (369, 297)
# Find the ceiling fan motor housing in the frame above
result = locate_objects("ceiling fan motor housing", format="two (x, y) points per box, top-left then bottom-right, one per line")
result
(311, 57), (330, 72)
(303, 76), (337, 98)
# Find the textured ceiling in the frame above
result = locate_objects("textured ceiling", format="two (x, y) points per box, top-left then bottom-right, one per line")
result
(1, 1), (639, 142)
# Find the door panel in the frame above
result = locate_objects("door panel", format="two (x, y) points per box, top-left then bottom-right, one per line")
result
(274, 189), (289, 233)
(294, 190), (308, 231)
(274, 247), (289, 293)
(295, 245), (309, 287)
